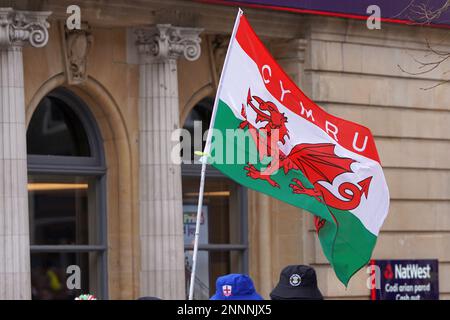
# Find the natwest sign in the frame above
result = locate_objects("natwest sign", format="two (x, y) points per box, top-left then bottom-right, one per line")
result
(395, 263), (431, 279)
(371, 259), (439, 300)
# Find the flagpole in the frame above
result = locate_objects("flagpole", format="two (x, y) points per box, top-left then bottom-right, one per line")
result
(188, 8), (243, 301)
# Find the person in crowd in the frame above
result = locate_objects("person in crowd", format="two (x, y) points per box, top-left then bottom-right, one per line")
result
(270, 265), (323, 300)
(210, 274), (263, 300)
(137, 296), (162, 300)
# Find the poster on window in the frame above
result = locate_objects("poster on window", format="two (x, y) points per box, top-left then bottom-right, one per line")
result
(183, 205), (209, 300)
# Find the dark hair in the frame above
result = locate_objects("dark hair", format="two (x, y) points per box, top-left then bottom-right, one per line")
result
(137, 296), (162, 300)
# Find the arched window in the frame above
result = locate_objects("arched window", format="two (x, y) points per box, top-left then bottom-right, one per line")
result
(27, 88), (107, 300)
(182, 98), (248, 300)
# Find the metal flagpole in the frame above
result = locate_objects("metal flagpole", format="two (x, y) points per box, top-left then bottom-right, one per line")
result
(188, 8), (243, 301)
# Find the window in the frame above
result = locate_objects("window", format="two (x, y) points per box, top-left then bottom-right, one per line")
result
(182, 98), (248, 300)
(27, 96), (91, 157)
(27, 88), (107, 300)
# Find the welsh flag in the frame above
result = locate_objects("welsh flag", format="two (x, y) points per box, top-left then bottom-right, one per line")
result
(205, 10), (390, 285)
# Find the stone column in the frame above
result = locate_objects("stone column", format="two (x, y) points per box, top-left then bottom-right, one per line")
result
(249, 191), (274, 299)
(135, 24), (202, 299)
(0, 8), (51, 299)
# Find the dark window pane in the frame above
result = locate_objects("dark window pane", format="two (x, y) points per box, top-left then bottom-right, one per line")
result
(182, 176), (245, 299)
(31, 252), (101, 300)
(27, 89), (105, 300)
(28, 175), (99, 245)
(183, 176), (242, 245)
(27, 96), (91, 156)
(182, 97), (213, 162)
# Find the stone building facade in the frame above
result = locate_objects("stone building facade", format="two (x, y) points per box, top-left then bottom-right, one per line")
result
(0, 0), (449, 299)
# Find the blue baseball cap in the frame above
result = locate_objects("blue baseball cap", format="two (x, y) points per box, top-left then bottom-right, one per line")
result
(210, 274), (264, 300)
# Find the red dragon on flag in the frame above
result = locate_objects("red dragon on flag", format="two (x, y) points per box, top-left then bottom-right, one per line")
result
(239, 89), (373, 213)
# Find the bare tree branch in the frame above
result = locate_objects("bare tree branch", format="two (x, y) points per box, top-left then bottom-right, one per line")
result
(397, 0), (450, 89)
(411, 0), (450, 24)
(420, 78), (450, 90)
(392, 0), (417, 19)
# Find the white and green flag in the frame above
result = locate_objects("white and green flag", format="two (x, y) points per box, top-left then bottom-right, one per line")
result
(206, 11), (390, 285)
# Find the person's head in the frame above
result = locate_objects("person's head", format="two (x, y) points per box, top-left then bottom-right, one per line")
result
(137, 296), (162, 300)
(210, 274), (263, 300)
(270, 265), (323, 300)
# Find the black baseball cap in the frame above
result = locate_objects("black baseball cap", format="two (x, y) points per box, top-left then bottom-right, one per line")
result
(270, 265), (323, 300)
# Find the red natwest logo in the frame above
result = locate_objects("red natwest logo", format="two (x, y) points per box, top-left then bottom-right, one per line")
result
(384, 264), (394, 280)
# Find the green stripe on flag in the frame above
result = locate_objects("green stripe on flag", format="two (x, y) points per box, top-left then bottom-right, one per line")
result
(328, 206), (377, 285)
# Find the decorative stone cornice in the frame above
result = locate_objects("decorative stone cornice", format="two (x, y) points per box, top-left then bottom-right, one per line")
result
(135, 24), (203, 62)
(0, 8), (51, 48)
